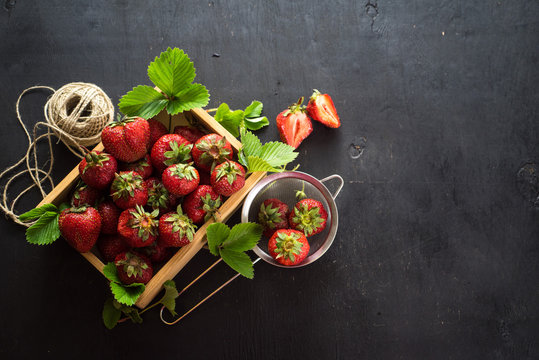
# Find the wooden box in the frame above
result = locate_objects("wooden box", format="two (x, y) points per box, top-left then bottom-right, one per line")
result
(37, 108), (265, 308)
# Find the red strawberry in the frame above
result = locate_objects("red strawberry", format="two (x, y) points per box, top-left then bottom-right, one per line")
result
(192, 134), (233, 172)
(110, 171), (148, 209)
(78, 150), (117, 190)
(71, 182), (102, 207)
(97, 200), (121, 234)
(210, 160), (245, 197)
(306, 89), (341, 128)
(97, 234), (129, 262)
(162, 163), (200, 197)
(118, 154), (153, 179)
(289, 198), (328, 237)
(276, 97), (313, 148)
(150, 134), (192, 174)
(58, 206), (102, 253)
(117, 205), (159, 248)
(174, 125), (205, 143)
(158, 205), (198, 247)
(183, 185), (222, 224)
(145, 177), (177, 214)
(140, 242), (173, 263)
(268, 229), (310, 266)
(148, 118), (169, 147)
(101, 116), (150, 163)
(258, 198), (289, 238)
(114, 251), (153, 285)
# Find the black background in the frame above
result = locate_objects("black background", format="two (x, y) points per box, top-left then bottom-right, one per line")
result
(1, 1), (539, 359)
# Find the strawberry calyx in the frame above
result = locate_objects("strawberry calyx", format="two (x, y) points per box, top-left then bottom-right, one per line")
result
(170, 163), (197, 180)
(291, 203), (325, 236)
(116, 251), (149, 278)
(309, 89), (322, 102)
(201, 193), (221, 222)
(83, 151), (110, 173)
(258, 202), (283, 228)
(147, 180), (170, 210)
(111, 172), (144, 200)
(273, 231), (304, 262)
(164, 205), (197, 242)
(215, 161), (241, 185)
(196, 136), (231, 171)
(295, 182), (307, 201)
(282, 97), (306, 117)
(164, 141), (193, 166)
(127, 205), (159, 241)
(68, 205), (89, 213)
(108, 114), (138, 128)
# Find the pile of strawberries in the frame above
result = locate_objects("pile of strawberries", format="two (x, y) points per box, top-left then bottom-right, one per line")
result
(257, 190), (328, 266)
(276, 89), (340, 148)
(58, 116), (247, 285)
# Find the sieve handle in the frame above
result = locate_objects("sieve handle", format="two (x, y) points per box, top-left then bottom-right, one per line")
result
(320, 174), (344, 199)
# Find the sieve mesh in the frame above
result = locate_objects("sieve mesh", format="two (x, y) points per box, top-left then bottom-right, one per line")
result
(242, 171), (341, 268)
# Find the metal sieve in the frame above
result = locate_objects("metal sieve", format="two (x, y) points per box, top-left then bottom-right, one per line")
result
(241, 171), (344, 268)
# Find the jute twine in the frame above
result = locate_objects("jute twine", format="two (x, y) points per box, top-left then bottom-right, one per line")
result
(0, 82), (114, 226)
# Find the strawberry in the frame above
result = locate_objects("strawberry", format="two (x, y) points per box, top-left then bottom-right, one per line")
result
(192, 133), (233, 172)
(117, 205), (159, 248)
(276, 97), (313, 148)
(289, 198), (328, 237)
(141, 242), (173, 263)
(268, 229), (310, 266)
(174, 125), (205, 143)
(210, 160), (245, 197)
(110, 171), (148, 209)
(101, 116), (150, 163)
(115, 251), (153, 285)
(118, 154), (153, 179)
(162, 163), (200, 197)
(58, 206), (102, 253)
(258, 198), (289, 238)
(70, 182), (102, 207)
(183, 185), (222, 224)
(145, 177), (177, 214)
(78, 150), (118, 190)
(150, 134), (192, 174)
(97, 200), (121, 234)
(97, 234), (129, 263)
(148, 118), (169, 147)
(158, 205), (198, 247)
(306, 89), (341, 128)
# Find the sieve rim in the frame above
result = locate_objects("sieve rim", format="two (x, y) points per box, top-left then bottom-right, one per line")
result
(241, 171), (339, 268)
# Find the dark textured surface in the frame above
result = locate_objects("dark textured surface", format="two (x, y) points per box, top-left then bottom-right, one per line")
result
(1, 1), (539, 359)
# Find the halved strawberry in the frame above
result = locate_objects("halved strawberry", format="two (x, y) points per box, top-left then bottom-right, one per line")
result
(306, 89), (341, 128)
(276, 97), (313, 149)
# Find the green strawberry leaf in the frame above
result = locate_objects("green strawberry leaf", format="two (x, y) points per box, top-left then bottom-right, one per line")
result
(118, 85), (168, 119)
(243, 100), (263, 118)
(240, 130), (263, 158)
(246, 156), (280, 173)
(159, 280), (179, 316)
(110, 282), (146, 306)
(244, 116), (269, 131)
(222, 223), (262, 252)
(214, 103), (243, 137)
(166, 83), (210, 115)
(58, 202), (70, 212)
(147, 47), (196, 97)
(103, 262), (122, 283)
(219, 248), (254, 279)
(102, 297), (122, 329)
(206, 222), (230, 256)
(259, 141), (299, 167)
(19, 203), (58, 221)
(25, 211), (61, 245)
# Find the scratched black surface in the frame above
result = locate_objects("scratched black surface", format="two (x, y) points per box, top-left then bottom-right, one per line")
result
(1, 1), (539, 359)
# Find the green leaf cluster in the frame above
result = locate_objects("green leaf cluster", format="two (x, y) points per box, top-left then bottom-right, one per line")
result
(119, 47), (210, 119)
(238, 130), (299, 173)
(214, 101), (269, 137)
(20, 203), (67, 245)
(103, 263), (146, 306)
(206, 222), (263, 279)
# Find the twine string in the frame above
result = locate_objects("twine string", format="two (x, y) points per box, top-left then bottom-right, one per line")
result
(0, 83), (114, 226)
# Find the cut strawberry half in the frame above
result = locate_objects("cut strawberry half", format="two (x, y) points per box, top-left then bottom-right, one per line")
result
(276, 97), (313, 149)
(306, 89), (341, 128)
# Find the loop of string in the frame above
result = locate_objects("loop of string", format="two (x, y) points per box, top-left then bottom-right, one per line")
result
(0, 83), (114, 227)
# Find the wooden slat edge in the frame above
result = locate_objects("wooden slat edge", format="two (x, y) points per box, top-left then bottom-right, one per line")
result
(135, 171), (266, 308)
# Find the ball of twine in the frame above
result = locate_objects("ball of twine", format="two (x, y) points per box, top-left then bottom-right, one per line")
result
(45, 82), (114, 153)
